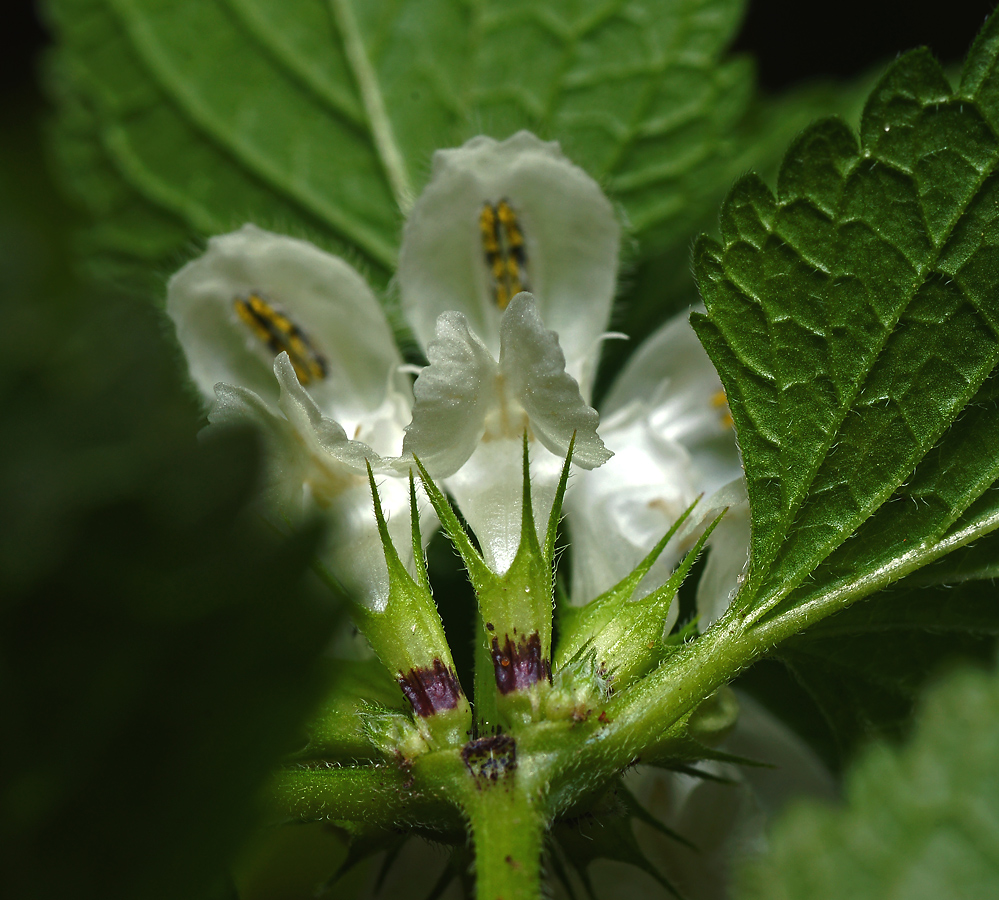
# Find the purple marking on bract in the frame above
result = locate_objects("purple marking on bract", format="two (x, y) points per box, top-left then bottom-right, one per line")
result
(398, 659), (464, 717)
(490, 632), (552, 694)
(461, 732), (516, 783)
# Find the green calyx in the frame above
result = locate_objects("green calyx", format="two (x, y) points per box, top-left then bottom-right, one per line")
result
(414, 434), (573, 733)
(345, 465), (471, 749)
(278, 450), (757, 900)
(555, 498), (726, 691)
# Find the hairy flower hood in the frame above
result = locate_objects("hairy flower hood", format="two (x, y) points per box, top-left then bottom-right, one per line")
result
(398, 130), (620, 399)
(166, 225), (421, 610)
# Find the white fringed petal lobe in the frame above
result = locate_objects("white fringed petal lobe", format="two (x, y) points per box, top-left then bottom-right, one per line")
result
(398, 131), (619, 395)
(397, 312), (499, 479)
(402, 293), (610, 573)
(167, 224), (406, 425)
(500, 293), (612, 469)
(403, 293), (610, 478)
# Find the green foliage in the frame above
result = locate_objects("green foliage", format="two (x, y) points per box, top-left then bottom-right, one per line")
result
(694, 16), (999, 628)
(776, 577), (999, 768)
(43, 0), (760, 286)
(26, 1), (999, 897)
(737, 660), (999, 900)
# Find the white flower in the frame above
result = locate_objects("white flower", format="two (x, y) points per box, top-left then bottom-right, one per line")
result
(168, 224), (406, 426)
(167, 224), (423, 610)
(566, 308), (748, 628)
(401, 292), (611, 572)
(396, 132), (620, 572)
(398, 131), (620, 399)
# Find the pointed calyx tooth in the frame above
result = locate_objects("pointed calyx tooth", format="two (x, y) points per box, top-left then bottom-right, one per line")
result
(490, 631), (552, 694)
(398, 660), (465, 717)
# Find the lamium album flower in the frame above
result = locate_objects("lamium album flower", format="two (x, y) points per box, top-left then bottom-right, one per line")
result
(397, 132), (618, 573)
(166, 224), (421, 611)
(164, 129), (796, 900)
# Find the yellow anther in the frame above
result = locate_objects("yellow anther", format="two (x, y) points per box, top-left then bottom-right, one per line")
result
(480, 199), (530, 310)
(711, 389), (734, 429)
(233, 293), (328, 385)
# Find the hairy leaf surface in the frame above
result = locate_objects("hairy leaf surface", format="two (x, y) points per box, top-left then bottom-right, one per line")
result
(694, 13), (999, 628)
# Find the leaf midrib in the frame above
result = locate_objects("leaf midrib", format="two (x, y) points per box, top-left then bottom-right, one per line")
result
(104, 0), (400, 269)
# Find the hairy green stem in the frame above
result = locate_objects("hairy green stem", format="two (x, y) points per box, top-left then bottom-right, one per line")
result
(463, 773), (547, 900)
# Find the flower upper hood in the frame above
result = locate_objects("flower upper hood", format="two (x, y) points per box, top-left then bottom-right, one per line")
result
(168, 224), (407, 430)
(398, 131), (620, 398)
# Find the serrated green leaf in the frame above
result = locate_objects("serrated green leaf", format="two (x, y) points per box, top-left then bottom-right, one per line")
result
(693, 16), (999, 630)
(44, 0), (759, 283)
(737, 661), (999, 900)
(598, 67), (882, 395)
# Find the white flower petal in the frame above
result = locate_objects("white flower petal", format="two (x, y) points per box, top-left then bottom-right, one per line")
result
(272, 353), (380, 475)
(167, 224), (404, 425)
(207, 359), (422, 612)
(401, 312), (498, 478)
(398, 132), (619, 393)
(724, 693), (837, 812)
(693, 478), (751, 628)
(566, 412), (697, 606)
(567, 308), (745, 607)
(322, 472), (415, 613)
(445, 438), (565, 574)
(603, 306), (742, 498)
(208, 381), (306, 514)
(500, 293), (611, 470)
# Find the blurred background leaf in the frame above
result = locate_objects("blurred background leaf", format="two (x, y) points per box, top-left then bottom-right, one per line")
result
(737, 659), (999, 900)
(0, 26), (344, 897)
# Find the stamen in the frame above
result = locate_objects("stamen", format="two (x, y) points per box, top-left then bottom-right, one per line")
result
(233, 293), (328, 385)
(479, 199), (530, 310)
(711, 389), (734, 429)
